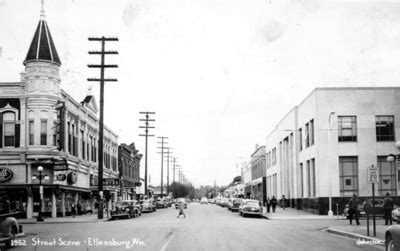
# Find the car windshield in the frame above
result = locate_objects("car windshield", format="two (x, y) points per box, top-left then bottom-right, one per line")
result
(245, 201), (260, 206)
(116, 202), (130, 206)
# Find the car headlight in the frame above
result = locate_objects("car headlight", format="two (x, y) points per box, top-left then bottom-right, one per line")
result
(125, 208), (130, 211)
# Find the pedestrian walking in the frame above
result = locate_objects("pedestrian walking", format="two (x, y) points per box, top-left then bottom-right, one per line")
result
(271, 196), (277, 213)
(71, 202), (76, 218)
(383, 192), (394, 225)
(281, 195), (286, 210)
(348, 194), (360, 225)
(266, 197), (271, 213)
(177, 202), (186, 218)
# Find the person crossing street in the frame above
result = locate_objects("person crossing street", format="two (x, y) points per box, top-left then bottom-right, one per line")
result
(177, 202), (186, 218)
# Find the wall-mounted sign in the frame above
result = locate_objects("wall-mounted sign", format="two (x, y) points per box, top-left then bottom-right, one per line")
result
(67, 172), (78, 184)
(0, 168), (13, 183)
(54, 159), (68, 171)
(90, 175), (120, 187)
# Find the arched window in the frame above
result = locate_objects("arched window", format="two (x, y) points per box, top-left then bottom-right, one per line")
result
(3, 112), (16, 147)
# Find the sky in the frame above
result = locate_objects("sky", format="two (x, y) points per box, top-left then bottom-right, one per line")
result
(1, 0), (400, 187)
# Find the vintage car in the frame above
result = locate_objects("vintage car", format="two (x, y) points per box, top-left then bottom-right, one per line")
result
(140, 200), (156, 213)
(0, 200), (24, 248)
(392, 207), (400, 223)
(200, 197), (208, 205)
(344, 198), (388, 218)
(156, 198), (168, 208)
(385, 225), (400, 251)
(111, 200), (141, 220)
(175, 198), (187, 209)
(230, 198), (243, 212)
(239, 199), (263, 218)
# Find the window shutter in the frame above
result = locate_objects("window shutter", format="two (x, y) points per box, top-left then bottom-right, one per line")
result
(15, 123), (20, 147)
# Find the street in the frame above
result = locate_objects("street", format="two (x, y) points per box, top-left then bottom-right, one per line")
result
(5, 203), (384, 251)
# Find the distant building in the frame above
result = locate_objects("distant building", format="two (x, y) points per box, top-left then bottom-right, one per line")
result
(250, 145), (266, 204)
(0, 7), (119, 218)
(118, 143), (142, 200)
(266, 87), (400, 214)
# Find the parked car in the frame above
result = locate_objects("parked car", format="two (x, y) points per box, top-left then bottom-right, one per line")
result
(385, 225), (400, 251)
(392, 208), (400, 223)
(141, 200), (156, 213)
(230, 198), (242, 212)
(201, 197), (208, 205)
(239, 199), (263, 218)
(111, 200), (140, 220)
(0, 204), (24, 249)
(208, 199), (215, 204)
(175, 198), (187, 209)
(220, 198), (229, 207)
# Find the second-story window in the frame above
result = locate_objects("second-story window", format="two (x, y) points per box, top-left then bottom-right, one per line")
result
(338, 116), (357, 142)
(376, 116), (395, 141)
(3, 112), (15, 147)
(40, 120), (47, 145)
(29, 120), (34, 145)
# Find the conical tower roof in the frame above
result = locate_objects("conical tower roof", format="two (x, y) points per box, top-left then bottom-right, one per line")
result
(23, 18), (61, 66)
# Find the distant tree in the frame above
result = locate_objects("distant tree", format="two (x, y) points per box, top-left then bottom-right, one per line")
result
(233, 176), (241, 184)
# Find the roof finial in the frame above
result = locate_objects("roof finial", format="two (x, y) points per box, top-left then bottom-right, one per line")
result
(40, 0), (45, 20)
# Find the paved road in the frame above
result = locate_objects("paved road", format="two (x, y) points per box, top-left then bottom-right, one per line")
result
(6, 203), (384, 251)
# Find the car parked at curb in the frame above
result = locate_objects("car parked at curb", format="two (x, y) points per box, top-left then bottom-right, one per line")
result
(140, 200), (156, 213)
(391, 208), (400, 223)
(385, 225), (400, 251)
(201, 197), (208, 205)
(239, 199), (263, 218)
(111, 200), (141, 220)
(229, 198), (242, 212)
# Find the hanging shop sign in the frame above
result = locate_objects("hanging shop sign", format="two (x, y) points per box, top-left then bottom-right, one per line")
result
(0, 168), (13, 183)
(90, 175), (120, 187)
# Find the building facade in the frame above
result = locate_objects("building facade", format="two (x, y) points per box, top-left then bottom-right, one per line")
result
(266, 87), (400, 214)
(0, 10), (119, 218)
(118, 143), (142, 200)
(250, 145), (266, 204)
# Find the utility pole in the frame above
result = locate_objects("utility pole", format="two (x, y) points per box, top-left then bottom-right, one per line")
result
(157, 136), (168, 197)
(165, 147), (173, 194)
(172, 159), (178, 184)
(139, 112), (155, 198)
(88, 36), (118, 220)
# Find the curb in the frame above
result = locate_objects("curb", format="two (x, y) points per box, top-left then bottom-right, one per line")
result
(19, 219), (110, 224)
(326, 228), (385, 244)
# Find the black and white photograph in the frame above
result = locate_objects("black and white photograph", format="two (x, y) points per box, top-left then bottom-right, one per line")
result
(0, 0), (400, 250)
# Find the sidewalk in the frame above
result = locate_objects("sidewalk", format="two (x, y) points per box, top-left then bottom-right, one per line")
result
(18, 213), (110, 224)
(262, 207), (347, 220)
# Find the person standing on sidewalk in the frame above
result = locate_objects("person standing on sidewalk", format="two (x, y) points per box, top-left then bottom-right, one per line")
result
(266, 197), (271, 213)
(71, 202), (76, 218)
(271, 196), (277, 213)
(383, 192), (394, 225)
(281, 195), (286, 210)
(348, 194), (360, 225)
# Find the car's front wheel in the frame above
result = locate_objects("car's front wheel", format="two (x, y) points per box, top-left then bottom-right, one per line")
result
(386, 234), (394, 251)
(5, 225), (17, 248)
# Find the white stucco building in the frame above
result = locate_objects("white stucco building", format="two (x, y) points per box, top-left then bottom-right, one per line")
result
(266, 87), (400, 214)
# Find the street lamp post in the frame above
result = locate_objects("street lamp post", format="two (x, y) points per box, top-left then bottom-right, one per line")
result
(34, 166), (49, 222)
(328, 112), (335, 218)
